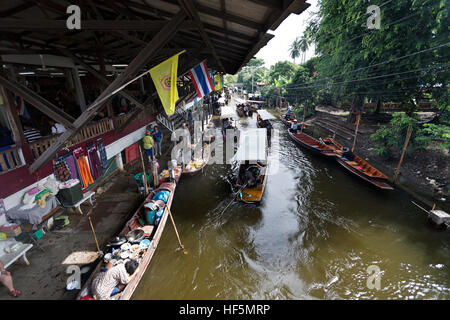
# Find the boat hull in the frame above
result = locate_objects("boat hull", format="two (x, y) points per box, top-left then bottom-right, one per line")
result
(323, 138), (393, 190)
(288, 130), (336, 157)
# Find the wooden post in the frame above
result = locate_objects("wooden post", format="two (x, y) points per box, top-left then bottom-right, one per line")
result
(138, 145), (148, 195)
(352, 113), (361, 152)
(71, 67), (87, 112)
(393, 125), (413, 183)
(152, 158), (158, 188)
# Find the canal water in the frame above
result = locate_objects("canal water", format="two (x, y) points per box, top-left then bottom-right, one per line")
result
(133, 97), (450, 300)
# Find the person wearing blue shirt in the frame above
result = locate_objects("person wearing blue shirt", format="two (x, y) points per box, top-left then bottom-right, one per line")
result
(152, 126), (163, 157)
(285, 107), (292, 120)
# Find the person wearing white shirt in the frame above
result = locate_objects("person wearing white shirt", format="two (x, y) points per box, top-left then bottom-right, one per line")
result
(49, 120), (66, 135)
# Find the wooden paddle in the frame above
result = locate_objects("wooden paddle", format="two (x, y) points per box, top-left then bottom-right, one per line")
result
(167, 207), (187, 255)
(220, 183), (248, 215)
(88, 216), (102, 256)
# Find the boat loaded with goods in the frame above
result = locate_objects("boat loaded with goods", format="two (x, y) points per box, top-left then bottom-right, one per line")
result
(77, 181), (176, 300)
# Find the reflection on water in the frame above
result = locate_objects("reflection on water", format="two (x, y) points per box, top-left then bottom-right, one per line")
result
(133, 97), (450, 300)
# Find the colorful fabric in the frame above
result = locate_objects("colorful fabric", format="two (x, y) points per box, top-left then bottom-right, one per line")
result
(74, 152), (94, 188)
(188, 60), (215, 98)
(65, 154), (79, 180)
(53, 159), (71, 182)
(87, 144), (103, 180)
(214, 74), (223, 91)
(97, 139), (108, 169)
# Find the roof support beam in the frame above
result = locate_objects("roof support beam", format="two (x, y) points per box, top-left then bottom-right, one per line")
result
(177, 0), (225, 73)
(0, 74), (76, 130)
(29, 9), (187, 172)
(0, 19), (196, 31)
(58, 47), (153, 115)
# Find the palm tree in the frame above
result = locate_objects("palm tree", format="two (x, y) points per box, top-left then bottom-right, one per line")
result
(289, 37), (301, 64)
(298, 36), (309, 63)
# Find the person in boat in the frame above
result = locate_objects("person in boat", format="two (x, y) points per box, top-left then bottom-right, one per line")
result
(91, 260), (139, 300)
(0, 260), (21, 297)
(285, 106), (292, 120)
(243, 104), (248, 116)
(256, 114), (263, 127)
(289, 121), (299, 133)
(239, 161), (264, 188)
(263, 120), (273, 141)
(336, 147), (355, 161)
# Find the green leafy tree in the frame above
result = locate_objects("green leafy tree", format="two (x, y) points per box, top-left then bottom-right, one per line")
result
(303, 0), (448, 121)
(289, 37), (301, 63)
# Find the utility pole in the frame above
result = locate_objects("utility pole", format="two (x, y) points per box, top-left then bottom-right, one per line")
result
(251, 66), (254, 94)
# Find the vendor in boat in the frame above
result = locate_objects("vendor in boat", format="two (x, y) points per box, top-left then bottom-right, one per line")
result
(289, 121), (300, 133)
(239, 161), (264, 188)
(285, 106), (292, 120)
(335, 147), (355, 161)
(256, 114), (263, 127)
(91, 260), (139, 300)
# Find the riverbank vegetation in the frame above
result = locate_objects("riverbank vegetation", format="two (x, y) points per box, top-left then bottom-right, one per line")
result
(226, 0), (448, 199)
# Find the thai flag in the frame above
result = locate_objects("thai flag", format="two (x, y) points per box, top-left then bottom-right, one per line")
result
(188, 61), (215, 98)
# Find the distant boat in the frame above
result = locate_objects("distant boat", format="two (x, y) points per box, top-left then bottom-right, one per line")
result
(288, 130), (337, 157)
(181, 143), (211, 176)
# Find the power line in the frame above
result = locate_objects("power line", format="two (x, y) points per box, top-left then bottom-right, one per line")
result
(284, 63), (449, 91)
(285, 43), (450, 89)
(297, 1), (446, 69)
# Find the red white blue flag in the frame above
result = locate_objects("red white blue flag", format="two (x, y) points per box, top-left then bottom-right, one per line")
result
(188, 60), (215, 98)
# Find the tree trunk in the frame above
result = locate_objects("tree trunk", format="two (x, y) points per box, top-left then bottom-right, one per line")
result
(374, 98), (382, 114)
(347, 94), (363, 123)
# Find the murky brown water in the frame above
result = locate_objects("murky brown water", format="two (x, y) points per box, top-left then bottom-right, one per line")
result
(133, 97), (450, 300)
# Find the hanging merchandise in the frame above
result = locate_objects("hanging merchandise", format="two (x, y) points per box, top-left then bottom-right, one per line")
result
(87, 141), (103, 180)
(73, 147), (94, 188)
(53, 156), (71, 182)
(65, 154), (80, 181)
(97, 138), (108, 169)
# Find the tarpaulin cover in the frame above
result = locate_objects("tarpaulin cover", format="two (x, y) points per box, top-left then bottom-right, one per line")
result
(232, 129), (267, 162)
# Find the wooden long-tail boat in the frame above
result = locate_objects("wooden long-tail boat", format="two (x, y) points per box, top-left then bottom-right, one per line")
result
(159, 166), (182, 184)
(76, 181), (177, 300)
(234, 129), (269, 203)
(236, 164), (268, 203)
(322, 138), (394, 190)
(288, 130), (337, 157)
(181, 143), (211, 176)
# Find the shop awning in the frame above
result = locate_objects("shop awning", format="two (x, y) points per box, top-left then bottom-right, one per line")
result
(217, 97), (226, 104)
(220, 106), (237, 119)
(233, 129), (267, 162)
(257, 109), (276, 120)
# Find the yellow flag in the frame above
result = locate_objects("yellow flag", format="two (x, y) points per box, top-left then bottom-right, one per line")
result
(149, 52), (181, 116)
(214, 74), (223, 91)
